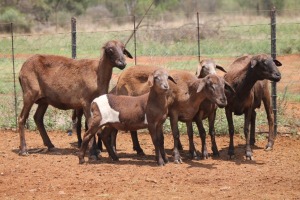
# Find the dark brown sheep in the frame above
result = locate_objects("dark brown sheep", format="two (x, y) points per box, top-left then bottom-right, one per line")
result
(224, 54), (282, 160)
(18, 40), (132, 156)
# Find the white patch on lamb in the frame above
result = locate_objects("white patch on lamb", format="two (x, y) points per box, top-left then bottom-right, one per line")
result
(93, 95), (120, 126)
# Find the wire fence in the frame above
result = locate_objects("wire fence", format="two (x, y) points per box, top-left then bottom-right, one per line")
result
(0, 9), (299, 134)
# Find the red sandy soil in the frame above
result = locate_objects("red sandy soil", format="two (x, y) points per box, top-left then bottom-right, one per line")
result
(0, 129), (300, 199)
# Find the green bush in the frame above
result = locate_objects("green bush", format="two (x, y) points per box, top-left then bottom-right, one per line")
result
(0, 7), (31, 33)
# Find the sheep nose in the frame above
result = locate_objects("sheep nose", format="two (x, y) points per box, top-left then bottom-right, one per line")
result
(275, 72), (281, 77)
(163, 84), (169, 90)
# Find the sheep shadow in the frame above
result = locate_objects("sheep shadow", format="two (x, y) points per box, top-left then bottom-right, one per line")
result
(12, 146), (78, 156)
(217, 144), (266, 166)
(93, 147), (217, 169)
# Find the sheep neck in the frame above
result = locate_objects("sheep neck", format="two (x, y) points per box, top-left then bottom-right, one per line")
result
(147, 89), (168, 111)
(97, 53), (113, 95)
(235, 67), (258, 102)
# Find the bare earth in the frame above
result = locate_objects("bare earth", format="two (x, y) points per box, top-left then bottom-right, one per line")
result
(0, 129), (300, 200)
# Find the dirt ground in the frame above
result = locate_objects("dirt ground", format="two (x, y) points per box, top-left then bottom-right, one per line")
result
(0, 128), (300, 200)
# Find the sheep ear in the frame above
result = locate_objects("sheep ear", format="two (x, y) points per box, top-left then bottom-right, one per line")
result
(273, 59), (282, 67)
(216, 65), (227, 73)
(123, 49), (133, 59)
(147, 74), (154, 87)
(195, 67), (201, 78)
(168, 76), (177, 84)
(250, 59), (257, 68)
(196, 81), (205, 93)
(225, 81), (235, 94)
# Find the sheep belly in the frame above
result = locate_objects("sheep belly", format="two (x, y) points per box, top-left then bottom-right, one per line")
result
(93, 95), (120, 126)
(93, 95), (148, 131)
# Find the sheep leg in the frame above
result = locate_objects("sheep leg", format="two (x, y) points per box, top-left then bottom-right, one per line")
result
(178, 136), (184, 151)
(263, 94), (275, 151)
(250, 110), (256, 145)
(225, 108), (235, 159)
(78, 124), (100, 164)
(97, 133), (103, 151)
(148, 125), (165, 166)
(34, 103), (55, 150)
(157, 125), (168, 164)
(110, 128), (118, 154)
(208, 110), (219, 156)
(72, 109), (83, 148)
(244, 110), (253, 160)
(100, 127), (119, 161)
(169, 115), (182, 164)
(195, 118), (208, 159)
(186, 121), (200, 160)
(18, 99), (35, 156)
(130, 131), (145, 155)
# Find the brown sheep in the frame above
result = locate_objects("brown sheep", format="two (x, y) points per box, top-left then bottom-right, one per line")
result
(78, 68), (176, 166)
(18, 40), (132, 156)
(224, 54), (282, 160)
(107, 66), (233, 163)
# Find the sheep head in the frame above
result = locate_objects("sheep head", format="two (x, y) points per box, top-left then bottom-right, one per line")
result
(103, 40), (133, 70)
(148, 68), (176, 94)
(250, 54), (282, 82)
(196, 59), (227, 78)
(197, 74), (229, 108)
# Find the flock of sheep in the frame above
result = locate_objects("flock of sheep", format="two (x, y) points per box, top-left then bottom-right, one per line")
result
(17, 40), (282, 166)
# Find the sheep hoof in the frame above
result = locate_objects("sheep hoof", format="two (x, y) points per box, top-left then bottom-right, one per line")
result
(227, 149), (235, 159)
(78, 158), (85, 164)
(88, 155), (98, 161)
(245, 152), (254, 161)
(212, 148), (220, 157)
(157, 161), (165, 166)
(265, 142), (273, 151)
(202, 152), (209, 160)
(111, 157), (119, 162)
(189, 151), (200, 160)
(227, 155), (235, 160)
(174, 158), (182, 164)
(19, 151), (29, 156)
(265, 146), (273, 151)
(136, 150), (146, 156)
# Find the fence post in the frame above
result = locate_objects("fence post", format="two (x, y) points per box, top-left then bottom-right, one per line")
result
(197, 12), (200, 63)
(11, 22), (17, 131)
(270, 7), (277, 136)
(133, 15), (137, 65)
(71, 17), (76, 59)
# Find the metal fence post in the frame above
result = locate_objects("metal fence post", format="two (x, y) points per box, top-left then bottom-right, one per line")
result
(133, 15), (137, 65)
(71, 17), (77, 59)
(197, 12), (200, 63)
(11, 23), (17, 131)
(270, 7), (277, 136)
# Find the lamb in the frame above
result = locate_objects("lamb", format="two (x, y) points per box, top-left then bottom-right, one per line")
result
(18, 40), (132, 156)
(224, 54), (282, 160)
(78, 68), (176, 166)
(107, 66), (233, 163)
(187, 59), (228, 159)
